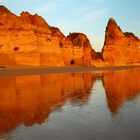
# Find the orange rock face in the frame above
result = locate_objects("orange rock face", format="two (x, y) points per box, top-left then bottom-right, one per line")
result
(102, 18), (140, 66)
(0, 6), (65, 66)
(0, 6), (96, 66)
(67, 33), (96, 65)
(50, 27), (74, 65)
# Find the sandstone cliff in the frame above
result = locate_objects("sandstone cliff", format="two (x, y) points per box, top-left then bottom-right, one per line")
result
(0, 6), (65, 66)
(102, 18), (140, 66)
(0, 6), (96, 66)
(67, 33), (96, 65)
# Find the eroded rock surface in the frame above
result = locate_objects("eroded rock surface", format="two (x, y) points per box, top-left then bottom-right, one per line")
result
(67, 33), (96, 65)
(0, 6), (96, 66)
(102, 18), (140, 66)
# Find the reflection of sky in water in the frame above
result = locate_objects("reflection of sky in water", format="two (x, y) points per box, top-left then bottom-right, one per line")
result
(0, 68), (140, 140)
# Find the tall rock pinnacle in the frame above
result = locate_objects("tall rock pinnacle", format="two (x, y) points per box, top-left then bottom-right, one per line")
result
(102, 18), (140, 66)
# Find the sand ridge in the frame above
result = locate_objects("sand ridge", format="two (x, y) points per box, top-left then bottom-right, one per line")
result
(0, 65), (140, 77)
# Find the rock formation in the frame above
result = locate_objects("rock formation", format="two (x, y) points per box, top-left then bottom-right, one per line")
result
(67, 33), (96, 65)
(0, 6), (96, 66)
(1, 5), (140, 67)
(102, 18), (140, 66)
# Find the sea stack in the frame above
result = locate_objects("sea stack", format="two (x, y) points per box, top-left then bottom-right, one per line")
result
(102, 18), (140, 66)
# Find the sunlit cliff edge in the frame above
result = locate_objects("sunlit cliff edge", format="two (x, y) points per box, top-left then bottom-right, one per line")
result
(0, 6), (140, 67)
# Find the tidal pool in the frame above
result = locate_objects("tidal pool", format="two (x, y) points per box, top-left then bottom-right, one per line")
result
(0, 68), (140, 140)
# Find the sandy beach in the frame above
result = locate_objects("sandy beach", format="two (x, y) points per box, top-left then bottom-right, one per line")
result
(0, 65), (140, 77)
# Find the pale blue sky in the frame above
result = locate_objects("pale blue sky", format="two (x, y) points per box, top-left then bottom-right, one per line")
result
(0, 0), (140, 51)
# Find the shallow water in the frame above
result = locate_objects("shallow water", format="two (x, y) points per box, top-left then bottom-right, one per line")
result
(0, 68), (140, 140)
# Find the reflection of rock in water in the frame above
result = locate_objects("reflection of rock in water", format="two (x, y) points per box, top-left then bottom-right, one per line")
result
(102, 68), (140, 114)
(0, 73), (96, 134)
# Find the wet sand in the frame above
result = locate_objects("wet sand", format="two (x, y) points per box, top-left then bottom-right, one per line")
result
(0, 65), (140, 77)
